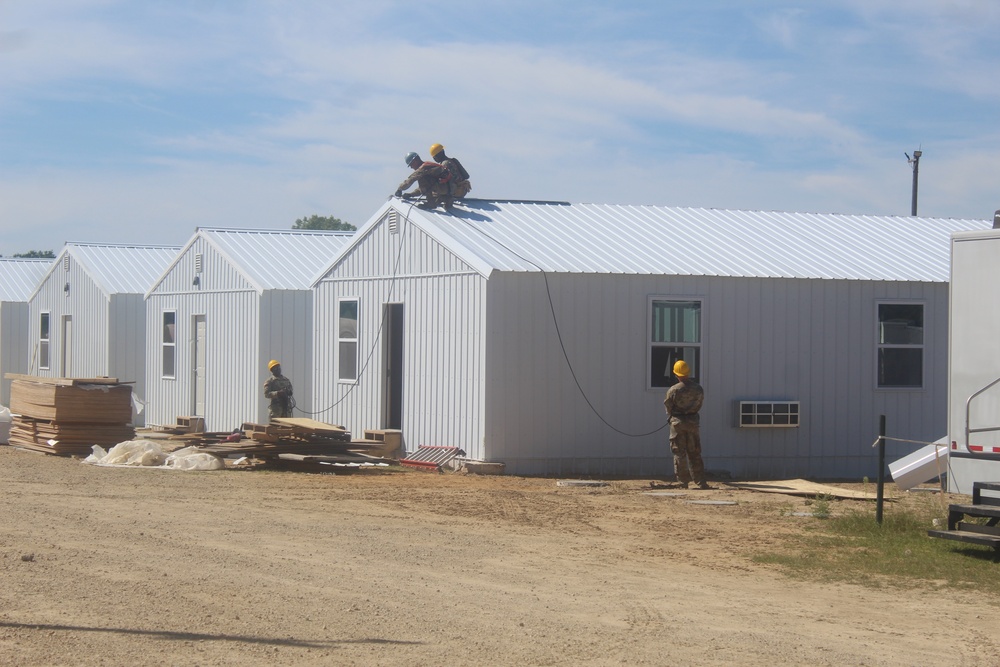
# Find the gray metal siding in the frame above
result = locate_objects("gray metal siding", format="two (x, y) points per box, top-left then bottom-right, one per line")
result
(259, 290), (314, 424)
(484, 272), (948, 479)
(108, 294), (148, 425)
(0, 302), (31, 406)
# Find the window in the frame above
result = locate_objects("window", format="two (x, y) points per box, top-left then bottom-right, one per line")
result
(650, 299), (701, 388)
(738, 401), (800, 427)
(877, 303), (923, 388)
(162, 311), (176, 379)
(39, 312), (50, 370)
(338, 299), (359, 381)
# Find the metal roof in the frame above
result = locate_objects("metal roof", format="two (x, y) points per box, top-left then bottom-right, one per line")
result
(63, 243), (182, 295)
(199, 228), (353, 290)
(391, 200), (990, 282)
(0, 258), (50, 302)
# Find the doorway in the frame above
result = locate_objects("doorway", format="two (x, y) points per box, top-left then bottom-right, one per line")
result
(383, 304), (404, 429)
(192, 315), (206, 416)
(60, 315), (72, 378)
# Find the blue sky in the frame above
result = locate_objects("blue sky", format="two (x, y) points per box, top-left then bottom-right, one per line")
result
(1, 1), (998, 256)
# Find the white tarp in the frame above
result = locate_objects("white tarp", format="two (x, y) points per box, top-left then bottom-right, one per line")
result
(84, 440), (224, 471)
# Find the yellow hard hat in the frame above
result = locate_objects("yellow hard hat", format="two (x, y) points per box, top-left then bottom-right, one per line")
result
(672, 360), (690, 377)
(429, 143), (445, 158)
(268, 359), (280, 370)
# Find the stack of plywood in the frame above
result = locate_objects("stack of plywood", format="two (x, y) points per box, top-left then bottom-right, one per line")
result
(5, 374), (135, 456)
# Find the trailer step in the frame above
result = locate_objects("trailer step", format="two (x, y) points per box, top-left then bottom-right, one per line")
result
(927, 529), (1000, 550)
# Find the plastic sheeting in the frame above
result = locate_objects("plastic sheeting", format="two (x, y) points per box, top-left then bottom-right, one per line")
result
(84, 439), (225, 471)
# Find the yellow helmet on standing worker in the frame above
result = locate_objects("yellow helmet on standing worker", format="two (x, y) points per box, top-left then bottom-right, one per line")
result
(429, 143), (445, 158)
(673, 360), (690, 377)
(268, 359), (280, 371)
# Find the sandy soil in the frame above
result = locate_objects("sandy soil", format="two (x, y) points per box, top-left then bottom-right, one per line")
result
(1, 445), (997, 666)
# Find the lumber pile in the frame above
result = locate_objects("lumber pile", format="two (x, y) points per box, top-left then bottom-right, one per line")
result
(192, 417), (395, 465)
(5, 374), (135, 456)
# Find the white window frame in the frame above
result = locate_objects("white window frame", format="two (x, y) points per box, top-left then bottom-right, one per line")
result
(876, 301), (925, 390)
(162, 310), (177, 379)
(338, 298), (359, 383)
(39, 311), (51, 370)
(648, 296), (703, 390)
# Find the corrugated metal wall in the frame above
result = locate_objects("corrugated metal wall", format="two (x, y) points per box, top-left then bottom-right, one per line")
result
(485, 272), (950, 479)
(145, 237), (261, 431)
(314, 211), (488, 455)
(29, 253), (110, 379)
(259, 290), (313, 424)
(0, 302), (31, 406)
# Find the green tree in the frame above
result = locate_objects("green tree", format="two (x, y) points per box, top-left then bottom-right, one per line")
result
(12, 250), (56, 258)
(292, 215), (356, 231)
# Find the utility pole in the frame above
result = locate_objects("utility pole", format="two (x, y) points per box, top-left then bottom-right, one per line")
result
(906, 149), (922, 216)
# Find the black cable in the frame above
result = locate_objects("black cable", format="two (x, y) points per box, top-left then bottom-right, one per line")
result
(457, 216), (669, 438)
(296, 199), (413, 416)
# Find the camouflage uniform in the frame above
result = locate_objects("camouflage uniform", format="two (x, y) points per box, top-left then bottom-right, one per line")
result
(396, 162), (451, 208)
(663, 378), (705, 486)
(440, 156), (472, 199)
(263, 374), (294, 421)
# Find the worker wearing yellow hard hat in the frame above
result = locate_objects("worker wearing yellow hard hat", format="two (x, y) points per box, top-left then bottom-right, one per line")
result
(663, 359), (709, 490)
(263, 359), (294, 420)
(429, 143), (472, 202)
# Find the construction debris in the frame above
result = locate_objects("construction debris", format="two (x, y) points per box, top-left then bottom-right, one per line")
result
(399, 445), (466, 471)
(188, 417), (397, 469)
(5, 375), (135, 456)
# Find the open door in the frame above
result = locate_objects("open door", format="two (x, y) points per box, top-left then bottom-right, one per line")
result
(383, 304), (404, 429)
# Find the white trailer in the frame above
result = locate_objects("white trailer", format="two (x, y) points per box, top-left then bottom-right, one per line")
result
(948, 220), (1000, 493)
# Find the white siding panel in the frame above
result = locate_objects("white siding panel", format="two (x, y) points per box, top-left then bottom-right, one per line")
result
(145, 290), (259, 431)
(485, 273), (949, 479)
(315, 212), (487, 455)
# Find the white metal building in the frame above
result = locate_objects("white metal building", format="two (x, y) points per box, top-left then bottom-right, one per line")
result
(946, 224), (1000, 492)
(144, 228), (353, 431)
(27, 243), (181, 424)
(0, 258), (51, 407)
(313, 199), (989, 479)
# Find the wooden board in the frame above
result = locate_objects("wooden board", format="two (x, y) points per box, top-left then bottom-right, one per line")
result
(271, 417), (349, 434)
(9, 379), (133, 423)
(4, 373), (123, 385)
(723, 479), (877, 500)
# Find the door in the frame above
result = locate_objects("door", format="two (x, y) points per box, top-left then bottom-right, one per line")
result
(60, 315), (72, 378)
(383, 304), (404, 429)
(192, 315), (207, 416)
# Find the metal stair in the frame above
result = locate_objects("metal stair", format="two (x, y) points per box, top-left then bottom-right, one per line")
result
(928, 482), (1000, 551)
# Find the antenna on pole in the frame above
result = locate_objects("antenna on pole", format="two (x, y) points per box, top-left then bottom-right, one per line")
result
(905, 148), (922, 216)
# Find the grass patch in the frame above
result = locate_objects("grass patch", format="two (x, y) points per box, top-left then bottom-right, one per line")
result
(754, 499), (1000, 592)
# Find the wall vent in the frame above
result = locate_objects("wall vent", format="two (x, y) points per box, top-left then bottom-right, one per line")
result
(194, 253), (203, 273)
(388, 210), (399, 235)
(63, 255), (70, 271)
(737, 401), (800, 428)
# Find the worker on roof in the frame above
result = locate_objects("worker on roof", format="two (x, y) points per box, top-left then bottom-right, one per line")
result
(663, 359), (709, 490)
(263, 359), (294, 421)
(394, 152), (453, 210)
(429, 143), (472, 201)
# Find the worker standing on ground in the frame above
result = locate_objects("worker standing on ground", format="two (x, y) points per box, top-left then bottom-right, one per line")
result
(263, 360), (294, 421)
(663, 360), (709, 489)
(394, 152), (452, 210)
(429, 143), (472, 201)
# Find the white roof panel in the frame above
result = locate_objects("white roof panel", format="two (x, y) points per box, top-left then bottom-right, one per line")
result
(67, 243), (181, 294)
(403, 200), (990, 282)
(0, 258), (50, 301)
(201, 228), (353, 290)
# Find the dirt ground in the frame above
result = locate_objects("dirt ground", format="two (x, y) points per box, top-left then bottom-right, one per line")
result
(1, 446), (997, 667)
